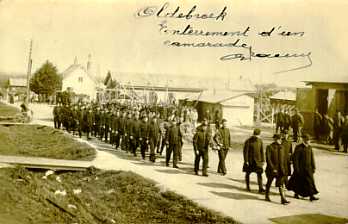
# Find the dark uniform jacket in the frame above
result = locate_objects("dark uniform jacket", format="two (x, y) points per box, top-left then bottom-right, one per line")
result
(292, 143), (315, 175)
(168, 124), (183, 146)
(266, 142), (288, 177)
(130, 119), (141, 139)
(140, 121), (150, 140)
(214, 127), (231, 149)
(243, 136), (264, 169)
(193, 125), (212, 151)
(149, 121), (161, 143)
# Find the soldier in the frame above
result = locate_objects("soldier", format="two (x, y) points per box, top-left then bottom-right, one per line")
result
(99, 108), (106, 141)
(93, 107), (101, 138)
(114, 110), (122, 149)
(333, 111), (344, 151)
(53, 105), (61, 129)
(130, 112), (141, 156)
(119, 111), (127, 151)
(124, 112), (133, 152)
(166, 119), (181, 168)
(341, 116), (348, 153)
(283, 109), (291, 132)
(159, 120), (169, 155)
(104, 108), (112, 143)
(149, 116), (161, 162)
(85, 107), (94, 140)
(265, 134), (290, 205)
(313, 109), (322, 141)
(243, 128), (265, 193)
(287, 133), (319, 201)
(193, 118), (211, 176)
(139, 116), (150, 160)
(291, 109), (304, 142)
(275, 107), (285, 134)
(214, 118), (232, 176)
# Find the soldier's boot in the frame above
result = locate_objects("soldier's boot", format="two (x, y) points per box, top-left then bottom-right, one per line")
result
(245, 174), (251, 192)
(265, 182), (271, 202)
(279, 187), (290, 205)
(257, 174), (265, 193)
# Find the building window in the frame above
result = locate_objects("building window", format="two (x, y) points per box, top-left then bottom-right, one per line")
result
(78, 77), (83, 83)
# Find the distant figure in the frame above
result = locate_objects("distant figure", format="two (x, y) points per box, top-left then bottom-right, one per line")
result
(243, 128), (265, 193)
(322, 114), (334, 144)
(166, 119), (181, 168)
(275, 108), (285, 134)
(313, 109), (322, 141)
(287, 133), (319, 201)
(291, 109), (304, 142)
(341, 116), (348, 153)
(333, 112), (345, 151)
(265, 134), (290, 204)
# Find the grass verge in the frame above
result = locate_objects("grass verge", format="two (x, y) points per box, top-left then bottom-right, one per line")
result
(0, 124), (96, 161)
(0, 167), (239, 224)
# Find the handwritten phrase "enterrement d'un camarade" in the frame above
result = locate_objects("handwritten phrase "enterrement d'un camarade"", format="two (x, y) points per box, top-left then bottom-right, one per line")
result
(135, 2), (312, 73)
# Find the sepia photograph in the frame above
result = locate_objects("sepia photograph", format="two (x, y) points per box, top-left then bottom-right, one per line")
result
(0, 0), (347, 223)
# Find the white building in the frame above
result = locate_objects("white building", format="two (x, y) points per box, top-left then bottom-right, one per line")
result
(61, 55), (97, 100)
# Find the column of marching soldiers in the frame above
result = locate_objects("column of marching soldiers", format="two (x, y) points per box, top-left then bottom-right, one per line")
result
(52, 103), (342, 205)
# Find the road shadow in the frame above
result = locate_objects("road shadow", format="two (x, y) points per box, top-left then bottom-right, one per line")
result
(229, 177), (258, 185)
(199, 182), (279, 196)
(210, 191), (263, 201)
(154, 168), (182, 174)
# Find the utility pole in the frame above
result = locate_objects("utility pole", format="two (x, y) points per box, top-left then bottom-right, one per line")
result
(26, 39), (33, 105)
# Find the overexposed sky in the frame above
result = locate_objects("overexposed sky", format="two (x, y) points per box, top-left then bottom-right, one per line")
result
(0, 0), (347, 87)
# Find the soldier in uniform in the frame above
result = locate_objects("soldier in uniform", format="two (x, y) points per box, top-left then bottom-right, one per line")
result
(166, 119), (181, 168)
(313, 109), (322, 141)
(93, 107), (101, 138)
(149, 116), (161, 162)
(275, 107), (285, 134)
(140, 116), (150, 160)
(193, 118), (211, 176)
(104, 108), (112, 143)
(99, 108), (106, 141)
(341, 116), (348, 153)
(291, 109), (304, 142)
(243, 128), (265, 193)
(214, 119), (232, 176)
(53, 105), (61, 129)
(333, 111), (344, 151)
(124, 112), (133, 153)
(265, 134), (290, 205)
(159, 119), (169, 156)
(85, 107), (94, 140)
(119, 111), (127, 151)
(130, 112), (141, 156)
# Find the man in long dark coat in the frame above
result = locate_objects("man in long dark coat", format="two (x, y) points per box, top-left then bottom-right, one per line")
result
(214, 118), (232, 175)
(333, 111), (344, 151)
(287, 133), (319, 201)
(265, 134), (290, 204)
(243, 128), (265, 193)
(193, 118), (212, 176)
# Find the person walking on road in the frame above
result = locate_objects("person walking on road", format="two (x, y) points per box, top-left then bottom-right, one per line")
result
(265, 134), (290, 205)
(166, 119), (182, 168)
(287, 133), (319, 201)
(243, 128), (265, 193)
(193, 118), (212, 176)
(340, 116), (348, 153)
(291, 108), (304, 143)
(214, 118), (232, 176)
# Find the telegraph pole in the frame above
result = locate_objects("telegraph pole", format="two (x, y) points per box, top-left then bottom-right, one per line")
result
(26, 39), (33, 105)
